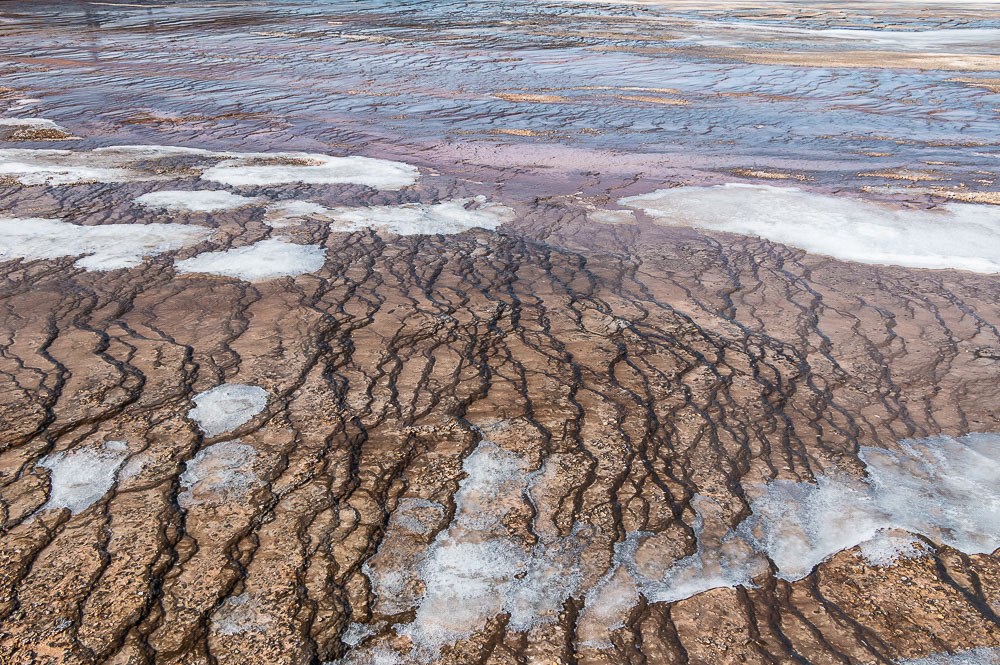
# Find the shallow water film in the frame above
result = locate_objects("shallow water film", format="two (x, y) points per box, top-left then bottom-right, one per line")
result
(1, 1), (1000, 664)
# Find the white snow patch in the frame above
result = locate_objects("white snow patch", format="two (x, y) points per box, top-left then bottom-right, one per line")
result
(620, 184), (1000, 273)
(895, 648), (1000, 665)
(341, 622), (378, 647)
(188, 384), (269, 436)
(0, 217), (213, 270)
(9, 99), (41, 110)
(349, 432), (1000, 658)
(858, 530), (928, 567)
(678, 22), (1000, 53)
(807, 27), (1000, 51)
(135, 189), (261, 212)
(0, 145), (419, 189)
(640, 496), (768, 603)
(403, 537), (530, 650)
(578, 565), (641, 648)
(388, 498), (446, 536)
(211, 594), (275, 636)
(36, 442), (128, 514)
(178, 440), (260, 508)
(0, 117), (68, 131)
(398, 441), (529, 654)
(118, 455), (147, 482)
(359, 438), (585, 661)
(0, 146), (212, 185)
(579, 495), (767, 647)
(265, 200), (334, 227)
(175, 238), (327, 281)
(588, 209), (636, 225)
(333, 648), (404, 665)
(738, 432), (1000, 581)
(202, 153), (419, 189)
(326, 197), (515, 235)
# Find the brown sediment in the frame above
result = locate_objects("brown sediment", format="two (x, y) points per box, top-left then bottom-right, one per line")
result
(236, 156), (326, 167)
(2, 127), (74, 141)
(948, 77), (1000, 93)
(346, 90), (401, 97)
(859, 169), (946, 182)
(612, 94), (690, 105)
(121, 111), (266, 125)
(542, 86), (685, 94)
(456, 128), (558, 136)
(730, 168), (814, 181)
(494, 93), (571, 103)
(862, 184), (1000, 205)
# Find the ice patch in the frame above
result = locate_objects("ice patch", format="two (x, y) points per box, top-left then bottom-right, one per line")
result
(620, 184), (1000, 273)
(403, 538), (531, 649)
(202, 153), (419, 189)
(895, 648), (1000, 665)
(178, 440), (260, 508)
(0, 217), (213, 270)
(175, 238), (327, 281)
(188, 384), (269, 436)
(326, 197), (515, 235)
(36, 443), (128, 514)
(0, 145), (418, 189)
(334, 648), (404, 665)
(118, 455), (147, 481)
(397, 442), (529, 653)
(134, 189), (261, 212)
(738, 432), (1000, 581)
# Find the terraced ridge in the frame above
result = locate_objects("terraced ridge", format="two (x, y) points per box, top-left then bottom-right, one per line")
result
(0, 177), (998, 662)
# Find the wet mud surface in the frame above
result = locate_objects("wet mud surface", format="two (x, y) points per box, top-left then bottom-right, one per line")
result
(0, 1), (999, 664)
